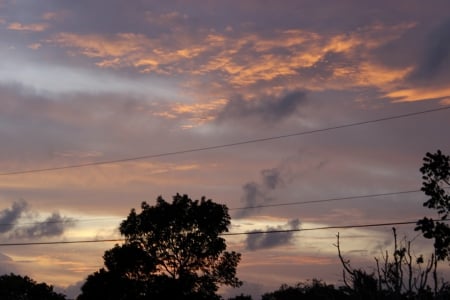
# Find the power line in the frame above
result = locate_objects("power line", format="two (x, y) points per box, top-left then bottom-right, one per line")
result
(1, 106), (449, 176)
(1, 219), (448, 247)
(0, 217), (120, 228)
(0, 239), (123, 247)
(229, 189), (425, 210)
(224, 220), (426, 236)
(0, 188), (429, 228)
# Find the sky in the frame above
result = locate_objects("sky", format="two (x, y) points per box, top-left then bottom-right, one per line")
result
(0, 0), (449, 298)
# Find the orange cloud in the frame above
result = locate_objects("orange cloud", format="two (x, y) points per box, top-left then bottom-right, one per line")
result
(28, 43), (42, 50)
(355, 63), (413, 87)
(0, 160), (202, 191)
(53, 32), (145, 58)
(387, 87), (450, 102)
(50, 22), (417, 101)
(155, 99), (228, 128)
(8, 22), (48, 32)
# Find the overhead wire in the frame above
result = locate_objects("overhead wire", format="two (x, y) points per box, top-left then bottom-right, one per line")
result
(0, 218), (448, 247)
(0, 187), (434, 228)
(0, 106), (448, 247)
(228, 188), (427, 210)
(1, 106), (449, 176)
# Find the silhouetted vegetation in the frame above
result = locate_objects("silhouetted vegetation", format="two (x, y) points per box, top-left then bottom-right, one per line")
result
(415, 150), (450, 295)
(0, 273), (67, 300)
(228, 294), (253, 300)
(77, 193), (242, 300)
(331, 149), (450, 299)
(336, 229), (450, 300)
(261, 279), (347, 300)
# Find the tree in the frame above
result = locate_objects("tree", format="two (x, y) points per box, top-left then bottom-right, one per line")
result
(415, 150), (450, 296)
(78, 193), (242, 300)
(332, 151), (450, 299)
(0, 273), (67, 300)
(261, 279), (346, 300)
(228, 294), (253, 300)
(335, 229), (450, 299)
(415, 150), (450, 262)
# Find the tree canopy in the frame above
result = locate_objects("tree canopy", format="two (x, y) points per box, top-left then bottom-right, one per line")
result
(415, 149), (450, 261)
(0, 273), (66, 300)
(78, 193), (242, 300)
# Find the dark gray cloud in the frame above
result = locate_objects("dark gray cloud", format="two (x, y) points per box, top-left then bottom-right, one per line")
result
(0, 200), (74, 239)
(14, 212), (75, 239)
(241, 182), (266, 208)
(261, 168), (284, 190)
(408, 19), (450, 85)
(0, 201), (27, 233)
(217, 91), (307, 123)
(246, 219), (300, 251)
(235, 168), (285, 218)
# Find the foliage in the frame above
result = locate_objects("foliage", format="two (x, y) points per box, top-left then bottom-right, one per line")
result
(415, 150), (450, 262)
(228, 293), (253, 300)
(261, 279), (346, 300)
(0, 273), (66, 300)
(331, 150), (450, 299)
(78, 193), (242, 300)
(336, 229), (450, 299)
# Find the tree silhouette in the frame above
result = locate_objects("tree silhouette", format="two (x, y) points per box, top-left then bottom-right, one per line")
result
(78, 193), (242, 300)
(415, 150), (450, 295)
(415, 150), (450, 261)
(332, 151), (450, 299)
(228, 293), (253, 300)
(0, 273), (66, 300)
(261, 279), (346, 300)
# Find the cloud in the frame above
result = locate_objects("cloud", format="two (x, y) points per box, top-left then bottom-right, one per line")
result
(218, 91), (307, 123)
(234, 150), (322, 219)
(8, 22), (48, 32)
(408, 20), (450, 83)
(14, 212), (75, 239)
(154, 98), (228, 128)
(235, 168), (285, 219)
(381, 20), (450, 102)
(246, 219), (300, 250)
(42, 16), (421, 103)
(0, 200), (74, 239)
(261, 168), (284, 190)
(0, 201), (27, 233)
(239, 182), (266, 211)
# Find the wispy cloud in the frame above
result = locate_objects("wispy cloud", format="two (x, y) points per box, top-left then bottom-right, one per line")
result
(389, 20), (450, 102)
(235, 168), (285, 219)
(217, 91), (307, 123)
(8, 22), (48, 32)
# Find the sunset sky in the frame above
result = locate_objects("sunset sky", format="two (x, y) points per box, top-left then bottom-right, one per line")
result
(0, 0), (449, 298)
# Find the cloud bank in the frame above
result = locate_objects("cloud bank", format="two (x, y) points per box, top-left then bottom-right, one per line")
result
(0, 201), (75, 240)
